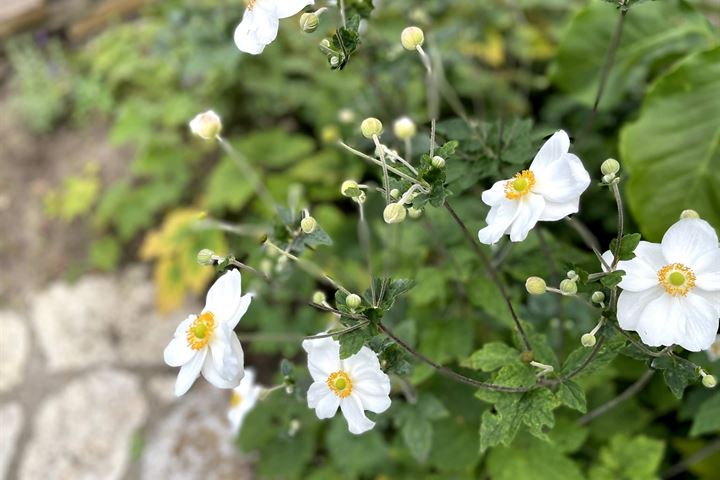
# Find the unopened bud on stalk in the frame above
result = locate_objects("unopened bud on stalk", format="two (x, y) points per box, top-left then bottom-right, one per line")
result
(680, 209), (700, 219)
(408, 207), (422, 219)
(341, 180), (361, 198)
(525, 276), (546, 295)
(602, 174), (615, 184)
(401, 26), (425, 50)
(431, 156), (445, 168)
(338, 108), (355, 124)
(581, 333), (597, 347)
(288, 419), (301, 436)
(321, 125), (339, 143)
(361, 117), (383, 138)
(702, 374), (717, 388)
(312, 291), (326, 305)
(189, 110), (222, 140)
(299, 12), (319, 33)
(383, 202), (407, 224)
(601, 158), (620, 176)
(560, 279), (578, 295)
(301, 216), (317, 234)
(591, 291), (605, 304)
(393, 116), (416, 140)
(330, 56), (340, 67)
(390, 188), (400, 199)
(567, 270), (578, 281)
(196, 249), (216, 266)
(346, 293), (362, 310)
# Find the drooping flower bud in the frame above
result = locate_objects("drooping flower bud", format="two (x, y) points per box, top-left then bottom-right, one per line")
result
(189, 111), (222, 140)
(581, 333), (597, 347)
(560, 279), (578, 295)
(299, 12), (319, 33)
(341, 180), (361, 198)
(312, 291), (326, 305)
(591, 291), (605, 304)
(401, 26), (425, 50)
(361, 117), (383, 139)
(196, 249), (216, 266)
(431, 155), (445, 168)
(702, 374), (717, 388)
(383, 202), (407, 224)
(346, 293), (362, 309)
(680, 209), (700, 219)
(601, 158), (620, 176)
(301, 216), (317, 234)
(393, 116), (417, 140)
(390, 188), (400, 199)
(525, 277), (547, 295)
(408, 207), (422, 219)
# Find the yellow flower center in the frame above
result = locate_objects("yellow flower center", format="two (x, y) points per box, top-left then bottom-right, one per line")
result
(327, 371), (353, 398)
(505, 170), (536, 199)
(186, 311), (215, 350)
(657, 263), (696, 296)
(230, 391), (243, 408)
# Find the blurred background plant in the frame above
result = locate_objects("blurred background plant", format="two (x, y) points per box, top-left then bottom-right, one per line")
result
(1, 0), (719, 478)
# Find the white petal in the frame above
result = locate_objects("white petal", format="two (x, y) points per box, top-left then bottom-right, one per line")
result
(273, 0), (314, 18)
(163, 337), (195, 367)
(533, 153), (590, 204)
(661, 219), (719, 267)
(538, 198), (580, 222)
(617, 287), (664, 331)
(175, 350), (206, 396)
(341, 395), (376, 434)
(693, 249), (720, 291)
(308, 383), (340, 419)
(234, 9), (279, 55)
(615, 242), (665, 291)
(528, 130), (570, 175)
(204, 269), (243, 323)
(481, 180), (508, 207)
(343, 345), (383, 374)
(509, 193), (545, 242)
(202, 349), (244, 389)
(228, 293), (253, 329)
(174, 315), (196, 336)
(208, 324), (244, 381)
(478, 198), (519, 245)
(677, 293), (719, 352)
(302, 335), (342, 382)
(635, 294), (682, 348)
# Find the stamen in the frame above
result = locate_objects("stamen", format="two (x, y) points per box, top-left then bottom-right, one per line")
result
(186, 311), (215, 350)
(326, 371), (353, 398)
(504, 170), (536, 199)
(657, 263), (696, 296)
(246, 0), (256, 10)
(231, 391), (242, 408)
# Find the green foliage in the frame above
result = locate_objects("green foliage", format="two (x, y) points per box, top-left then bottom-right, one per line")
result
(689, 393), (720, 437)
(462, 342), (520, 372)
(486, 435), (584, 480)
(609, 233), (642, 261)
(588, 434), (665, 480)
(651, 355), (698, 399)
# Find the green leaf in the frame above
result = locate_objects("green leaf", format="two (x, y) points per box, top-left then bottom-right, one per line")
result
(337, 325), (376, 359)
(552, 0), (713, 110)
(609, 233), (642, 261)
(401, 415), (433, 463)
(589, 434), (665, 480)
(462, 342), (520, 372)
(301, 225), (333, 248)
(689, 393), (720, 436)
(558, 381), (587, 414)
(620, 46), (720, 240)
(600, 270), (625, 289)
(203, 157), (255, 212)
(326, 417), (387, 475)
(486, 434), (584, 480)
(651, 356), (697, 398)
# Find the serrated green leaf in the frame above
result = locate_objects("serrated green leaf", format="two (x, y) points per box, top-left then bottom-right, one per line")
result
(462, 342), (520, 372)
(487, 434), (584, 480)
(558, 381), (587, 413)
(589, 434), (665, 480)
(689, 394), (720, 437)
(651, 356), (697, 398)
(609, 233), (642, 261)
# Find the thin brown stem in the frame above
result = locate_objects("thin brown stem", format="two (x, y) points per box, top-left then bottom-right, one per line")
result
(663, 438), (720, 479)
(610, 182), (624, 269)
(565, 216), (611, 271)
(577, 369), (654, 425)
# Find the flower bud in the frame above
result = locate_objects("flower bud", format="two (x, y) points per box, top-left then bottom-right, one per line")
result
(601, 158), (620, 176)
(390, 188), (400, 199)
(320, 39), (331, 48)
(401, 26), (425, 50)
(393, 116), (416, 140)
(525, 276), (546, 295)
(196, 249), (216, 266)
(581, 333), (597, 347)
(321, 125), (339, 143)
(602, 174), (615, 184)
(383, 202), (407, 224)
(301, 216), (317, 234)
(591, 291), (605, 304)
(189, 110), (222, 140)
(567, 270), (578, 281)
(338, 108), (355, 124)
(341, 180), (361, 198)
(431, 156), (445, 168)
(361, 117), (383, 139)
(299, 12), (319, 33)
(702, 374), (717, 388)
(408, 207), (422, 219)
(330, 56), (340, 67)
(520, 350), (535, 363)
(288, 419), (301, 436)
(560, 279), (578, 295)
(680, 209), (700, 220)
(346, 293), (362, 309)
(312, 291), (326, 304)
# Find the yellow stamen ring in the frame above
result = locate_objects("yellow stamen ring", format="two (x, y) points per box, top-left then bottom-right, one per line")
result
(504, 170), (536, 199)
(658, 263), (696, 297)
(186, 311), (215, 350)
(327, 371), (353, 398)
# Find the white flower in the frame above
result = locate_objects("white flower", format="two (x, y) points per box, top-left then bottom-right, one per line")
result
(606, 219), (720, 352)
(164, 269), (253, 396)
(478, 130), (590, 244)
(228, 368), (263, 434)
(302, 335), (391, 434)
(234, 0), (314, 55)
(708, 335), (720, 362)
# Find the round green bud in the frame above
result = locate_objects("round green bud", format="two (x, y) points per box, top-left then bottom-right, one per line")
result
(401, 26), (425, 50)
(361, 117), (383, 139)
(393, 116), (416, 140)
(189, 111), (222, 140)
(680, 209), (700, 220)
(320, 38), (331, 48)
(567, 270), (578, 281)
(196, 249), (216, 266)
(601, 158), (620, 176)
(702, 374), (717, 388)
(520, 350), (535, 363)
(301, 216), (317, 234)
(525, 276), (547, 295)
(581, 333), (597, 347)
(383, 202), (407, 224)
(560, 279), (578, 295)
(431, 155), (446, 168)
(321, 125), (339, 143)
(390, 188), (400, 199)
(591, 291), (605, 304)
(312, 291), (326, 304)
(341, 180), (361, 198)
(407, 207), (423, 219)
(602, 174), (615, 184)
(330, 56), (340, 67)
(299, 12), (319, 33)
(346, 293), (362, 309)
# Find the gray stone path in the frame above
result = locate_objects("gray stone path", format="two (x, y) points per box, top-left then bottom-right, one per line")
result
(0, 266), (254, 480)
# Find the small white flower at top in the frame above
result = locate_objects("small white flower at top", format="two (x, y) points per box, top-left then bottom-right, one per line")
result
(605, 218), (720, 352)
(228, 368), (263, 434)
(234, 0), (314, 55)
(164, 269), (253, 396)
(303, 335), (391, 434)
(478, 130), (590, 244)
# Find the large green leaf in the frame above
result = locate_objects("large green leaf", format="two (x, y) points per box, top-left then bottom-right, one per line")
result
(551, 0), (714, 109)
(620, 47), (720, 240)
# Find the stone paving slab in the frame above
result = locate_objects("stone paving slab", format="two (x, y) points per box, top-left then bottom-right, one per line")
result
(0, 311), (29, 394)
(0, 403), (24, 480)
